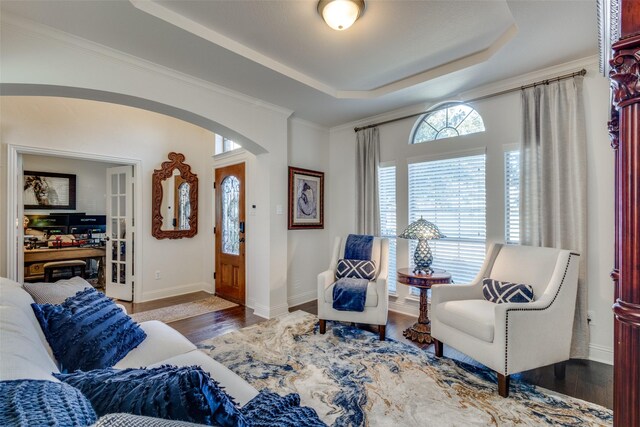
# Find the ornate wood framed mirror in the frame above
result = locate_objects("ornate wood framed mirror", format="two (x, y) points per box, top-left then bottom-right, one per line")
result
(152, 152), (198, 239)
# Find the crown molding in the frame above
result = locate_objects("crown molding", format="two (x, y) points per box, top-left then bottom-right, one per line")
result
(1, 13), (294, 118)
(130, 0), (517, 99)
(458, 55), (600, 101)
(331, 55), (601, 132)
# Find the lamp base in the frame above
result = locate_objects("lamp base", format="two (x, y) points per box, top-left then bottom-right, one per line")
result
(413, 239), (433, 275)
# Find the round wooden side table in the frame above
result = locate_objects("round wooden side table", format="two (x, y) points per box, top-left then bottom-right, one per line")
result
(397, 268), (452, 343)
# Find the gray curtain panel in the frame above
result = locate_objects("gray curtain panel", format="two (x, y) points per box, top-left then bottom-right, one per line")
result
(520, 76), (589, 359)
(356, 128), (380, 235)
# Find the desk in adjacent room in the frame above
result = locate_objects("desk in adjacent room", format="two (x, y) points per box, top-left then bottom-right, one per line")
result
(24, 247), (106, 283)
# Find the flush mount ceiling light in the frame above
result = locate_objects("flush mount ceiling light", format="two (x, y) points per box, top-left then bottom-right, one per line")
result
(317, 0), (365, 31)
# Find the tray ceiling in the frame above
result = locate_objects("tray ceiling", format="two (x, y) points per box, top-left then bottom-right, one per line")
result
(136, 0), (516, 97)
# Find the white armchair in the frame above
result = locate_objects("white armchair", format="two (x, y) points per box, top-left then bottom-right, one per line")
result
(317, 236), (389, 340)
(430, 243), (580, 397)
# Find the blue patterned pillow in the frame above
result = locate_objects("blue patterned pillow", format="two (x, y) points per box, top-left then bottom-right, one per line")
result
(31, 287), (146, 372)
(482, 278), (534, 303)
(242, 389), (327, 427)
(0, 379), (97, 427)
(335, 258), (377, 280)
(55, 365), (247, 427)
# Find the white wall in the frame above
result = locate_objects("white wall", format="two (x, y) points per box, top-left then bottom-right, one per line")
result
(287, 118), (331, 307)
(22, 155), (120, 215)
(1, 18), (292, 317)
(328, 59), (615, 364)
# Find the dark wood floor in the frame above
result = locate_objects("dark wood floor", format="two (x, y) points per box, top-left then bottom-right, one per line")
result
(121, 293), (613, 409)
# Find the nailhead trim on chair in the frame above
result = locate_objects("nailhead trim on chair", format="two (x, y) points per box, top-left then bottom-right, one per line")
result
(503, 252), (579, 375)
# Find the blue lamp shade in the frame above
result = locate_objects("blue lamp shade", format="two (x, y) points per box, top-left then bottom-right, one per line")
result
(398, 217), (445, 274)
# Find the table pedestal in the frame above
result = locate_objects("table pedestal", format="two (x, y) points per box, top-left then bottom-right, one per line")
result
(403, 287), (432, 343)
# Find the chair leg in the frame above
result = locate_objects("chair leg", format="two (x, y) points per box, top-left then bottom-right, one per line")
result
(433, 339), (443, 357)
(497, 373), (510, 398)
(378, 325), (386, 341)
(554, 361), (566, 380)
(319, 319), (326, 334)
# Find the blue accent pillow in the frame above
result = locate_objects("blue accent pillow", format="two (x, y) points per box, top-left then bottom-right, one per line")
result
(55, 365), (247, 427)
(482, 278), (534, 303)
(242, 389), (327, 427)
(0, 379), (97, 427)
(31, 287), (146, 372)
(335, 258), (377, 280)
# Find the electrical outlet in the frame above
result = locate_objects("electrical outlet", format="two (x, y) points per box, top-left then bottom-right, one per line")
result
(155, 271), (161, 280)
(587, 310), (595, 325)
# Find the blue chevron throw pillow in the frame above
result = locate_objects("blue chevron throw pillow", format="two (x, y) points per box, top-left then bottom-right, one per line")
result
(335, 259), (377, 280)
(482, 278), (534, 303)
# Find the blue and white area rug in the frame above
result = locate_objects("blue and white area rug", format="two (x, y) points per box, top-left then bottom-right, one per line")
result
(198, 311), (612, 426)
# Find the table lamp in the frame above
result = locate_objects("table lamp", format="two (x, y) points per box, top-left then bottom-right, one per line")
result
(398, 217), (445, 274)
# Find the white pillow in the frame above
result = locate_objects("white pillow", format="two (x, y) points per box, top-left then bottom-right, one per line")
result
(23, 277), (93, 305)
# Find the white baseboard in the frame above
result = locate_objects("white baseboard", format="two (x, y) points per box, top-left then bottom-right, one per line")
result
(288, 289), (317, 308)
(252, 302), (289, 319)
(252, 303), (270, 319)
(140, 281), (211, 302)
(589, 343), (613, 365)
(270, 302), (290, 318)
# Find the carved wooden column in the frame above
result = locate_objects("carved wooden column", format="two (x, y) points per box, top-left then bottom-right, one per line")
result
(608, 2), (640, 424)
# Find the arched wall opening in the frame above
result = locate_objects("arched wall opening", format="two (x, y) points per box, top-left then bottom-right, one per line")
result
(1, 84), (267, 155)
(1, 92), (278, 312)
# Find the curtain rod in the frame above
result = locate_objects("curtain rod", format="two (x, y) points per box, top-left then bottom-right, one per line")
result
(353, 68), (587, 133)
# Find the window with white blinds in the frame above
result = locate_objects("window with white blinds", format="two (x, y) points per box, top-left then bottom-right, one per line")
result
(408, 154), (486, 285)
(505, 150), (520, 244)
(378, 165), (397, 293)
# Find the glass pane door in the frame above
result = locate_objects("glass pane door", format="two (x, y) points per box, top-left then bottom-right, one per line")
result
(106, 166), (133, 301)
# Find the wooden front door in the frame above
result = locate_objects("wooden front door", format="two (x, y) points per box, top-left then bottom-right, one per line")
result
(214, 163), (246, 304)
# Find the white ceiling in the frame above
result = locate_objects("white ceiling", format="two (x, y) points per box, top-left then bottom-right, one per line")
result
(0, 0), (598, 127)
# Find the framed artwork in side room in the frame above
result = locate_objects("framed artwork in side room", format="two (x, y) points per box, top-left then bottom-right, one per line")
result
(288, 166), (324, 229)
(23, 171), (77, 210)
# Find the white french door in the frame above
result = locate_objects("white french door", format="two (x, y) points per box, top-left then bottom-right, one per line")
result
(106, 166), (134, 301)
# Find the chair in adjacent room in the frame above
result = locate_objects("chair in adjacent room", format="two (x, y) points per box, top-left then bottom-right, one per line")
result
(317, 235), (389, 340)
(430, 243), (580, 397)
(43, 260), (87, 283)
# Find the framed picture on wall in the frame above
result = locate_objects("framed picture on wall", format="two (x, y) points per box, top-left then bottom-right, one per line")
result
(288, 166), (324, 229)
(23, 171), (77, 210)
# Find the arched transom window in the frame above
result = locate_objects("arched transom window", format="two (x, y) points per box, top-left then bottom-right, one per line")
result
(411, 103), (485, 144)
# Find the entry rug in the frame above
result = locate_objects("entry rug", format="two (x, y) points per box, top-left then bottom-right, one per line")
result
(130, 296), (237, 323)
(198, 311), (612, 427)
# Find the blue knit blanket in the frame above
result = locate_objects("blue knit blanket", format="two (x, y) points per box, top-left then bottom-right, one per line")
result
(242, 389), (326, 427)
(332, 277), (369, 312)
(344, 234), (373, 261)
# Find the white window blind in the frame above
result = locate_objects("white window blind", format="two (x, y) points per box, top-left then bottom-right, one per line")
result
(378, 166), (397, 293)
(505, 150), (520, 244)
(214, 134), (241, 155)
(408, 154), (486, 285)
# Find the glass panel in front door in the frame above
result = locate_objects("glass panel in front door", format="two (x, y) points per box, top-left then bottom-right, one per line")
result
(221, 175), (240, 255)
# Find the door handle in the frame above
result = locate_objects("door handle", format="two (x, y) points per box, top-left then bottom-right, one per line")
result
(239, 238), (245, 243)
(239, 222), (245, 234)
